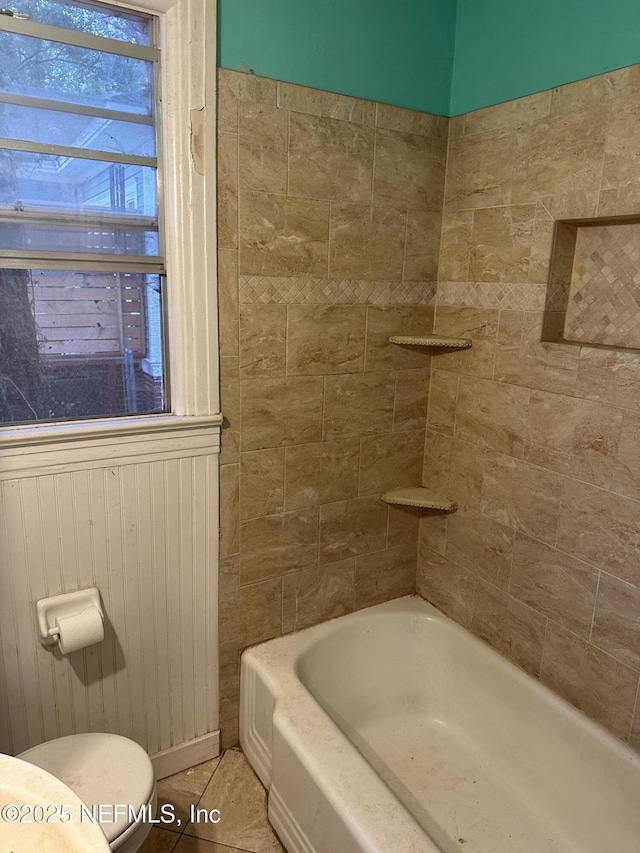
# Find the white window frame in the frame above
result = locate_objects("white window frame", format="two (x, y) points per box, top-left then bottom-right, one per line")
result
(0, 0), (221, 459)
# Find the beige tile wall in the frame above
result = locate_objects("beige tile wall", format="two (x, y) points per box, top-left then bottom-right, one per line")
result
(420, 64), (640, 749)
(217, 69), (445, 745)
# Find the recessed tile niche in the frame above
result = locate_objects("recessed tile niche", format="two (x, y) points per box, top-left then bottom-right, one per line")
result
(542, 216), (640, 351)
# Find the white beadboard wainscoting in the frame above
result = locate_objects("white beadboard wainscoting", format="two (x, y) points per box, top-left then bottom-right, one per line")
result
(0, 416), (221, 766)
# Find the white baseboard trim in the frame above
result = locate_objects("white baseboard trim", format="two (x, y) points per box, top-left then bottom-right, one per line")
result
(151, 730), (221, 780)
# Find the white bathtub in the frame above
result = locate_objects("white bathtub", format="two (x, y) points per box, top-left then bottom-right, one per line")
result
(240, 595), (640, 853)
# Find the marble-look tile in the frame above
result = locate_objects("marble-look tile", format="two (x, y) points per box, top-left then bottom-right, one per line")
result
(445, 506), (514, 590)
(284, 439), (360, 510)
(387, 503), (421, 549)
(217, 132), (238, 250)
(218, 249), (239, 358)
(358, 431), (424, 496)
(219, 464), (239, 557)
(528, 206), (555, 284)
(319, 496), (388, 564)
(426, 369), (459, 436)
(278, 81), (375, 125)
(219, 642), (240, 724)
(239, 191), (329, 276)
(494, 310), (579, 396)
(432, 307), (499, 379)
(323, 371), (395, 439)
(592, 573), (640, 671)
(438, 211), (473, 281)
(219, 357), (240, 465)
(240, 508), (319, 585)
(239, 304), (286, 379)
(472, 579), (547, 676)
(217, 68), (239, 132)
(375, 102), (448, 138)
(220, 720), (239, 751)
(481, 451), (563, 544)
(417, 543), (476, 628)
(355, 543), (417, 608)
(185, 749), (284, 851)
(602, 95), (640, 189)
(540, 624), (639, 740)
(239, 579), (282, 647)
(550, 66), (640, 114)
(525, 391), (623, 488)
(612, 411), (640, 501)
(289, 113), (374, 203)
(404, 209), (442, 281)
(238, 104), (288, 194)
(463, 90), (552, 135)
(282, 559), (355, 632)
(156, 759), (220, 830)
(287, 305), (366, 374)
(449, 114), (465, 139)
(219, 554), (240, 645)
(511, 110), (606, 203)
(510, 534), (598, 638)
(329, 203), (406, 280)
(445, 129), (515, 210)
(419, 514), (448, 556)
(393, 369), (429, 432)
(241, 376), (324, 450)
(364, 305), (434, 371)
(556, 479), (640, 586)
(469, 205), (535, 283)
(539, 190), (599, 221)
(455, 375), (530, 457)
(576, 347), (640, 412)
(141, 827), (179, 852)
(598, 183), (640, 217)
(218, 68), (277, 108)
(423, 430), (485, 510)
(373, 128), (446, 211)
(239, 449), (285, 520)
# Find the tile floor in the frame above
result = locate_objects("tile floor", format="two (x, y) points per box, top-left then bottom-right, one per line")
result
(141, 748), (285, 853)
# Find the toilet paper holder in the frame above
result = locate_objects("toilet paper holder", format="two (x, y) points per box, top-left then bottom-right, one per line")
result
(36, 588), (104, 647)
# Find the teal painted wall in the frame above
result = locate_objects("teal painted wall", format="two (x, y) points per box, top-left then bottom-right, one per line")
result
(217, 0), (456, 117)
(451, 0), (640, 115)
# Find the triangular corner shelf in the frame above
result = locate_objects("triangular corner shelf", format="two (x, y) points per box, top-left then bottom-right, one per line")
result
(382, 487), (457, 512)
(389, 334), (472, 349)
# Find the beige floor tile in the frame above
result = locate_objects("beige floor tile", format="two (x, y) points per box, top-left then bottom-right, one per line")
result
(185, 749), (284, 852)
(157, 758), (222, 831)
(140, 827), (180, 852)
(175, 835), (249, 852)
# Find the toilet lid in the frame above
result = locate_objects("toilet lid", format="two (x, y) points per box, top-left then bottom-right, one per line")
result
(18, 733), (155, 844)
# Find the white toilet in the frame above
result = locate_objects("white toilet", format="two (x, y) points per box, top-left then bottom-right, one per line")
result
(18, 733), (156, 852)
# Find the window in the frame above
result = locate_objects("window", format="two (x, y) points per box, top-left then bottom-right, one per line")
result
(0, 0), (167, 425)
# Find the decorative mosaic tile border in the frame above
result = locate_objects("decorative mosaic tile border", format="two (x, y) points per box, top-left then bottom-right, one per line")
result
(240, 276), (437, 305)
(437, 281), (548, 312)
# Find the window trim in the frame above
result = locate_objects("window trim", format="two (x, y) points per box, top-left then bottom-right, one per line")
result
(0, 0), (220, 450)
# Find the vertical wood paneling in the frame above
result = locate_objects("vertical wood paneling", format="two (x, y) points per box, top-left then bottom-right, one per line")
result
(165, 458), (184, 748)
(0, 449), (219, 757)
(179, 458), (196, 743)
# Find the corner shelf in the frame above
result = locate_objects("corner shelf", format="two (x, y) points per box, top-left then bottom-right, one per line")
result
(382, 487), (457, 512)
(389, 335), (472, 349)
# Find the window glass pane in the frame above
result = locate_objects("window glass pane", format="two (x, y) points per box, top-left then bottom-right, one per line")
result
(0, 102), (156, 158)
(0, 31), (153, 115)
(0, 222), (159, 255)
(0, 149), (157, 219)
(0, 268), (165, 423)
(8, 0), (151, 46)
